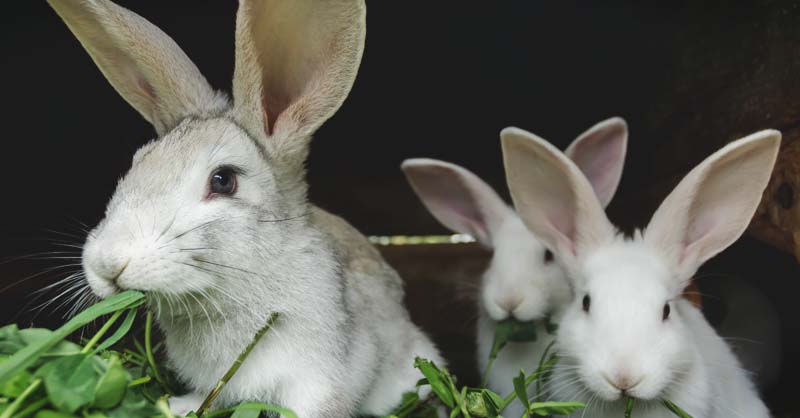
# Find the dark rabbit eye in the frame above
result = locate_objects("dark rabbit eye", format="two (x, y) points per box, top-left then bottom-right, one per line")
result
(582, 294), (591, 313)
(663, 303), (671, 321)
(210, 168), (237, 195)
(543, 249), (554, 263)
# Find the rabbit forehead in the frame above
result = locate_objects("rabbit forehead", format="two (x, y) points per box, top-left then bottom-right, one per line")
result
(492, 215), (548, 264)
(581, 238), (674, 298)
(485, 216), (550, 287)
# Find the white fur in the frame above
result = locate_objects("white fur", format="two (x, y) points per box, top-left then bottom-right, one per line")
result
(502, 127), (780, 417)
(402, 118), (627, 417)
(50, 0), (442, 416)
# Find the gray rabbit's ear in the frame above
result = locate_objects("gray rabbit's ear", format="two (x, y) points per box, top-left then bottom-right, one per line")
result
(232, 0), (366, 167)
(48, 0), (227, 135)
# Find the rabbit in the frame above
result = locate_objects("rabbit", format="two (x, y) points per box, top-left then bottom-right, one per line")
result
(501, 125), (779, 418)
(47, 0), (443, 416)
(401, 117), (628, 416)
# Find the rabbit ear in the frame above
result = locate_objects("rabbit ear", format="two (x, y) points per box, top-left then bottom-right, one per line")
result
(502, 127), (616, 265)
(402, 159), (514, 247)
(47, 0), (226, 135)
(645, 130), (781, 282)
(565, 117), (628, 208)
(232, 0), (366, 164)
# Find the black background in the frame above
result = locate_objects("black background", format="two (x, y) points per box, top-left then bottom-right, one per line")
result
(1, 1), (798, 414)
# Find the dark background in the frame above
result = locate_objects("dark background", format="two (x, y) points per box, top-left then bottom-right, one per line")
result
(2, 0), (799, 414)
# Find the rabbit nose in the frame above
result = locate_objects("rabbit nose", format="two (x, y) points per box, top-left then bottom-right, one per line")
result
(495, 295), (523, 314)
(94, 257), (130, 285)
(603, 372), (643, 392)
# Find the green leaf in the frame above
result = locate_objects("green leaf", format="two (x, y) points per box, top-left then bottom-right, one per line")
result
(414, 357), (455, 409)
(43, 354), (98, 413)
(0, 325), (25, 355)
(230, 404), (262, 418)
(92, 309), (137, 355)
(387, 392), (420, 418)
(202, 402), (298, 418)
(32, 410), (80, 418)
(480, 389), (502, 418)
(0, 291), (145, 385)
(19, 330), (81, 359)
(106, 390), (159, 418)
(513, 370), (530, 411)
(528, 401), (585, 416)
(0, 369), (33, 397)
(93, 355), (129, 409)
(489, 320), (538, 362)
(662, 399), (695, 418)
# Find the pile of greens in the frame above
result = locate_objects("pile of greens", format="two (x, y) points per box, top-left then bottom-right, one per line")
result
(387, 318), (696, 418)
(0, 291), (694, 418)
(0, 291), (291, 418)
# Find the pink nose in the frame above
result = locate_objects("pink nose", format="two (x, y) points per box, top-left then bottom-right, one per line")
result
(604, 372), (643, 392)
(495, 295), (523, 314)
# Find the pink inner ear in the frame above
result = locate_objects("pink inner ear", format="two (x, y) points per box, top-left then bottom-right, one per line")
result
(572, 141), (623, 205)
(261, 92), (291, 136)
(137, 77), (157, 102)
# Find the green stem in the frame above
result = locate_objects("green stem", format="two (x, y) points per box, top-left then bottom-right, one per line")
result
(459, 386), (472, 418)
(662, 399), (694, 418)
(156, 396), (176, 418)
(145, 311), (171, 395)
(535, 341), (556, 402)
(625, 397), (635, 418)
(497, 368), (546, 412)
(197, 313), (280, 417)
(480, 356), (495, 388)
(81, 309), (124, 353)
(10, 397), (48, 418)
(0, 379), (41, 418)
(128, 376), (152, 388)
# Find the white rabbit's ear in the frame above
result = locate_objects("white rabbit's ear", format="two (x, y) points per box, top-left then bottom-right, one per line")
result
(232, 0), (366, 161)
(565, 117), (628, 208)
(645, 130), (781, 282)
(401, 159), (514, 247)
(502, 127), (616, 265)
(48, 0), (226, 135)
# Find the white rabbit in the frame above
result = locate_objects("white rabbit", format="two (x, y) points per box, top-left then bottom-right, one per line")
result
(48, 0), (443, 416)
(501, 126), (779, 417)
(401, 117), (628, 416)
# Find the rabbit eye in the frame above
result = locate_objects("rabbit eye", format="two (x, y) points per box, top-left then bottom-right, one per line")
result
(543, 249), (554, 263)
(582, 294), (591, 313)
(662, 303), (671, 321)
(209, 168), (237, 195)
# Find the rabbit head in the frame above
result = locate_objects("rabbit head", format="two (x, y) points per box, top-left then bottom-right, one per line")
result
(402, 118), (627, 322)
(47, 0), (365, 305)
(502, 127), (780, 402)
